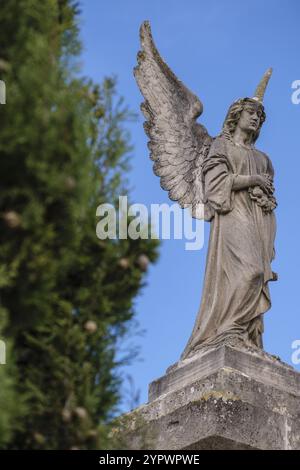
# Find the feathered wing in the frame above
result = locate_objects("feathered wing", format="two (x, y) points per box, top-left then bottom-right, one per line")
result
(134, 21), (213, 218)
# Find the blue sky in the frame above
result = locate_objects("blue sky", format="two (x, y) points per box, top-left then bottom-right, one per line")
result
(79, 0), (300, 411)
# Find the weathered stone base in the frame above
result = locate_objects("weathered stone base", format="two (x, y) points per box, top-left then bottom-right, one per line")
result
(124, 345), (300, 450)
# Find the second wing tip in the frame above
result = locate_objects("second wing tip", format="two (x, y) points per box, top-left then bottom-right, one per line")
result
(140, 20), (151, 37)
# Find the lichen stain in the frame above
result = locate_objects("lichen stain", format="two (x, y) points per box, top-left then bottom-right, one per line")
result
(199, 390), (240, 403)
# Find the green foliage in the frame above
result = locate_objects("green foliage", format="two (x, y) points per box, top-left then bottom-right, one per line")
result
(0, 0), (159, 449)
(0, 307), (27, 447)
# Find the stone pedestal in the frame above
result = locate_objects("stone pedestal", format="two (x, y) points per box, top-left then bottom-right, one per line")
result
(124, 345), (300, 450)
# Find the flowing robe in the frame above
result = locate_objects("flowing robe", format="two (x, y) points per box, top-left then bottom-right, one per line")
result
(181, 135), (277, 360)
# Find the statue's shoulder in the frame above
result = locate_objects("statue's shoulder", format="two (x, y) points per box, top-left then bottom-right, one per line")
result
(253, 146), (274, 175)
(203, 135), (231, 173)
(254, 145), (268, 157)
(254, 146), (272, 162)
(207, 135), (229, 157)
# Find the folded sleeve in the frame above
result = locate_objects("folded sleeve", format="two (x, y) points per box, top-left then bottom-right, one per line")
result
(202, 137), (235, 215)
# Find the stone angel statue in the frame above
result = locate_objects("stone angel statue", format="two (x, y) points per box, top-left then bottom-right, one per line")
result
(134, 21), (277, 362)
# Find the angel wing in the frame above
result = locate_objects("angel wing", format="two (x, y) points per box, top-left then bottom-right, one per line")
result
(134, 21), (213, 218)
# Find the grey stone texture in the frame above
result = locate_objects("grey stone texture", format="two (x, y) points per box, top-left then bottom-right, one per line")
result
(130, 21), (296, 451)
(134, 21), (277, 360)
(125, 345), (300, 450)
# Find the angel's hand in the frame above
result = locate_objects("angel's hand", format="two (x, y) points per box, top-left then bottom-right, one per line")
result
(255, 174), (274, 195)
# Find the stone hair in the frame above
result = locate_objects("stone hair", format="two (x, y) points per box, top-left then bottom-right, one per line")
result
(221, 98), (266, 142)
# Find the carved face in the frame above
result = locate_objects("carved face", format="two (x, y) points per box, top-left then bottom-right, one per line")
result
(222, 98), (266, 142)
(237, 101), (263, 134)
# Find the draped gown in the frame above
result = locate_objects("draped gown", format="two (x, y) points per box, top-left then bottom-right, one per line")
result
(181, 135), (277, 360)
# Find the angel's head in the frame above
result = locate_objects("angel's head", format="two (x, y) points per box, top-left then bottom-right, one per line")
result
(221, 98), (266, 143)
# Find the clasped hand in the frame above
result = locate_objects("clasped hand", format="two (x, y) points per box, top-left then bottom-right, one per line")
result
(254, 174), (274, 195)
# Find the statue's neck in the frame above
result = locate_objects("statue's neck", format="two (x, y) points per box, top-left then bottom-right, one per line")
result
(232, 127), (254, 148)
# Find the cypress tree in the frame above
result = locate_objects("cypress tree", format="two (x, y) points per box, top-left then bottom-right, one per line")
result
(0, 0), (158, 449)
